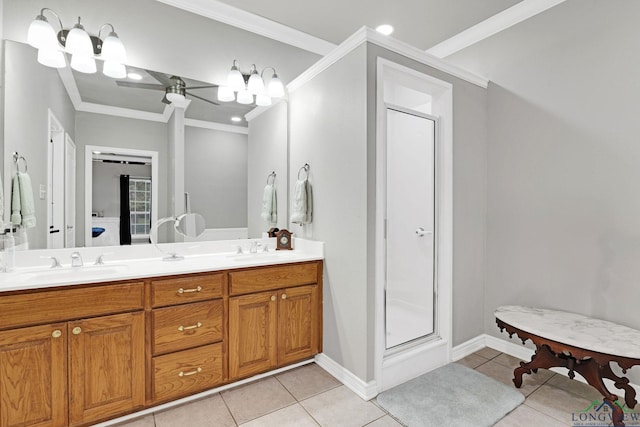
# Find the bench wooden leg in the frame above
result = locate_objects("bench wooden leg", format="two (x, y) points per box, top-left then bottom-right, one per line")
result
(601, 363), (638, 409)
(513, 345), (565, 388)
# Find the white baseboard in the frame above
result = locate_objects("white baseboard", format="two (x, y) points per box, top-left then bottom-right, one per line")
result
(314, 353), (378, 401)
(451, 334), (487, 361)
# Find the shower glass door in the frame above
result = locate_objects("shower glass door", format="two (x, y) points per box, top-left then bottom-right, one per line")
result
(385, 106), (437, 350)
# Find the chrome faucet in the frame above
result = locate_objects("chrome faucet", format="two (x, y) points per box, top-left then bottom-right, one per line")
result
(70, 252), (83, 267)
(249, 242), (261, 253)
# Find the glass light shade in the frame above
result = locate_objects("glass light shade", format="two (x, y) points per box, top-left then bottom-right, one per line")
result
(227, 67), (245, 92)
(247, 72), (265, 95)
(101, 32), (126, 63)
(255, 93), (272, 107)
(236, 89), (253, 105)
(65, 24), (93, 56)
(166, 92), (186, 104)
(37, 48), (65, 68)
(267, 75), (285, 98)
(217, 86), (235, 102)
(28, 17), (57, 50)
(103, 61), (126, 78)
(70, 54), (96, 73)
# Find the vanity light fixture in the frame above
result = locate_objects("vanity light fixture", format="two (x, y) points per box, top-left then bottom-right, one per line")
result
(27, 8), (127, 78)
(218, 60), (285, 106)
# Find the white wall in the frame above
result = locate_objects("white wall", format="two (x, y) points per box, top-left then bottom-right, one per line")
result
(184, 125), (248, 228)
(92, 162), (151, 217)
(247, 102), (288, 237)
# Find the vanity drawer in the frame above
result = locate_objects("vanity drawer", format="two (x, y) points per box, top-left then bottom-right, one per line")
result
(229, 263), (318, 296)
(152, 343), (224, 403)
(151, 273), (224, 307)
(152, 300), (223, 355)
(0, 282), (144, 330)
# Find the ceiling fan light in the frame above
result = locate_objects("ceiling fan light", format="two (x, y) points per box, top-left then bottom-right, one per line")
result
(70, 54), (97, 73)
(37, 48), (66, 68)
(28, 15), (57, 50)
(166, 92), (186, 105)
(236, 89), (253, 105)
(101, 31), (126, 63)
(217, 86), (235, 102)
(65, 19), (93, 56)
(247, 72), (265, 96)
(255, 93), (272, 107)
(103, 61), (126, 78)
(267, 74), (285, 98)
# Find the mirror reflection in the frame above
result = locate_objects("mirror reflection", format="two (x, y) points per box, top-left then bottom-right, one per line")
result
(2, 40), (288, 250)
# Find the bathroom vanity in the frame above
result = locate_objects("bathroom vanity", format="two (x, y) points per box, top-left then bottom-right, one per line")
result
(0, 244), (323, 427)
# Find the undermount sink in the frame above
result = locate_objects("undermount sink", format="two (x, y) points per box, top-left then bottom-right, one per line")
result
(230, 251), (295, 262)
(14, 264), (130, 282)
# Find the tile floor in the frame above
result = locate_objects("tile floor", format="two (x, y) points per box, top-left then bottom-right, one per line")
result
(116, 349), (611, 426)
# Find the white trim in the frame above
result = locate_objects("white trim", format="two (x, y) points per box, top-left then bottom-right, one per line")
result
(314, 353), (378, 401)
(184, 118), (248, 134)
(426, 0), (567, 58)
(154, 0), (335, 56)
(77, 102), (171, 123)
(57, 65), (81, 110)
(84, 146), (159, 248)
(451, 335), (487, 361)
(93, 359), (315, 426)
(288, 27), (488, 94)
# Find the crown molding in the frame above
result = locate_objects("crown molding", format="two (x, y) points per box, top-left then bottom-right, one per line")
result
(426, 0), (567, 58)
(288, 26), (488, 94)
(184, 118), (249, 134)
(154, 0), (336, 56)
(77, 102), (170, 123)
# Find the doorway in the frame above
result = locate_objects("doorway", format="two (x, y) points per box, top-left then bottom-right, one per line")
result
(47, 111), (64, 249)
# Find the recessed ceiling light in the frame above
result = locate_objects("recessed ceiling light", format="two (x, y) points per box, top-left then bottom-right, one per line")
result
(376, 24), (394, 36)
(231, 116), (242, 122)
(127, 72), (143, 80)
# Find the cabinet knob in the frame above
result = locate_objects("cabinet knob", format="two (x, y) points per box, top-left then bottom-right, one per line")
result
(72, 327), (82, 335)
(281, 294), (287, 300)
(271, 295), (276, 301)
(52, 330), (62, 338)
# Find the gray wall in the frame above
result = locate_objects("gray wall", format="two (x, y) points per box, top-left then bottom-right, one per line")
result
(448, 0), (640, 380)
(75, 112), (168, 246)
(92, 162), (151, 217)
(247, 102), (288, 237)
(184, 126), (248, 229)
(3, 40), (75, 249)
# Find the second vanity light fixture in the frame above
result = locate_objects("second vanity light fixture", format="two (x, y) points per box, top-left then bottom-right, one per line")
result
(27, 8), (127, 78)
(218, 60), (285, 107)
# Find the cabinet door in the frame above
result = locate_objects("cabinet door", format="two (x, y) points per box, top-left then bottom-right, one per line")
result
(68, 312), (145, 426)
(229, 291), (277, 379)
(278, 285), (319, 366)
(0, 323), (67, 427)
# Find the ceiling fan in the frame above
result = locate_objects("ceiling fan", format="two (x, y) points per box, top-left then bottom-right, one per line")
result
(116, 70), (220, 106)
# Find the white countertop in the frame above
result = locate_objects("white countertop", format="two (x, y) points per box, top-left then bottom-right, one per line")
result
(495, 305), (640, 360)
(0, 238), (323, 293)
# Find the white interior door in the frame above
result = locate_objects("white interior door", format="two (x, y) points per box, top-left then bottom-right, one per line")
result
(47, 112), (64, 249)
(385, 106), (437, 349)
(65, 135), (76, 248)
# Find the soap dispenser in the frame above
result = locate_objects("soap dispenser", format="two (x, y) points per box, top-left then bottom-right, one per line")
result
(1, 227), (16, 272)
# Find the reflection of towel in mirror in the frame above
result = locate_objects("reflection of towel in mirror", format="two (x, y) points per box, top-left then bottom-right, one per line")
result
(260, 184), (277, 225)
(291, 179), (313, 224)
(10, 172), (36, 229)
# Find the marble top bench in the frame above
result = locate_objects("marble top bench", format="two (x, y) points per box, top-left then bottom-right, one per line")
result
(495, 305), (640, 427)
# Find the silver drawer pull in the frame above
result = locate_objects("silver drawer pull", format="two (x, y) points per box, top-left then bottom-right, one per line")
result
(178, 367), (202, 377)
(177, 286), (202, 294)
(178, 322), (203, 332)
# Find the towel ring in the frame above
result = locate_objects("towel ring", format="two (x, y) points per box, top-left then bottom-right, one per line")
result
(13, 152), (27, 173)
(297, 163), (309, 180)
(266, 171), (276, 185)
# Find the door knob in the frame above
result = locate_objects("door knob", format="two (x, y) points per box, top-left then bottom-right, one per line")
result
(415, 227), (426, 237)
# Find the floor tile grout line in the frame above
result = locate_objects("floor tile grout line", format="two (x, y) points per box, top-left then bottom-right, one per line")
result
(219, 391), (241, 426)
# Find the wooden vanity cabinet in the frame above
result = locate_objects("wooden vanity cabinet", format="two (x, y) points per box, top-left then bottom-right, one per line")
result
(228, 262), (322, 380)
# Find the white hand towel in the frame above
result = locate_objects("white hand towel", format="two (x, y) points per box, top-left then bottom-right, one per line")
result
(10, 174), (21, 226)
(291, 179), (313, 224)
(10, 172), (36, 229)
(260, 184), (277, 225)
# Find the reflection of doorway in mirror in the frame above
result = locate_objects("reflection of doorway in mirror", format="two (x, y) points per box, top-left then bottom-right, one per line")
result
(65, 135), (76, 248)
(47, 110), (65, 249)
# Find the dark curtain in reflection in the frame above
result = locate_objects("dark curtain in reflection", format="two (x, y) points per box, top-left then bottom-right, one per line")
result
(119, 174), (132, 245)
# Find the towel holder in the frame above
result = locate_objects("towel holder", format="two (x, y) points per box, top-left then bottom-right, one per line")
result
(266, 171), (276, 185)
(13, 152), (27, 173)
(297, 163), (310, 180)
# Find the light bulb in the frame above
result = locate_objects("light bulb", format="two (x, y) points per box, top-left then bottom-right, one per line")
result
(236, 89), (253, 105)
(70, 54), (96, 73)
(65, 19), (93, 56)
(217, 86), (235, 102)
(267, 74), (285, 98)
(103, 61), (126, 78)
(255, 93), (272, 107)
(37, 48), (66, 68)
(101, 31), (126, 63)
(27, 16), (57, 50)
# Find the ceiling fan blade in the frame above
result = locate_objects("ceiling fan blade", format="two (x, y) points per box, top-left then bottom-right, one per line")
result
(116, 81), (165, 90)
(185, 84), (219, 90)
(147, 70), (173, 86)
(186, 91), (220, 105)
